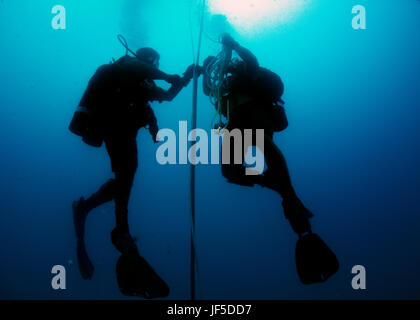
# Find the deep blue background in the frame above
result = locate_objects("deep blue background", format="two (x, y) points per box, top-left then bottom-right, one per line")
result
(0, 0), (419, 299)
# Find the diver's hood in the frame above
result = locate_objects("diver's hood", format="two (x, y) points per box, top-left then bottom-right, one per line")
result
(136, 47), (160, 69)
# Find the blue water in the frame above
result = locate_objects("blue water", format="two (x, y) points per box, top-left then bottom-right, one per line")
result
(0, 0), (419, 299)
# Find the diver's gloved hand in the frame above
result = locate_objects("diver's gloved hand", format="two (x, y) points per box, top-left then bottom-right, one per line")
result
(196, 65), (205, 76)
(183, 64), (195, 81)
(182, 64), (204, 86)
(143, 105), (159, 143)
(149, 122), (159, 143)
(165, 74), (182, 85)
(147, 114), (159, 143)
(221, 33), (239, 50)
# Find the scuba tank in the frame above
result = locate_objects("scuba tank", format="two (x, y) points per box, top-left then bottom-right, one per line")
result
(256, 67), (284, 103)
(69, 59), (160, 146)
(69, 64), (115, 147)
(70, 35), (161, 147)
(69, 106), (104, 147)
(251, 67), (289, 132)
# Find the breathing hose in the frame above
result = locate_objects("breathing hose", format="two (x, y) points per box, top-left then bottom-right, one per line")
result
(206, 46), (232, 131)
(117, 34), (138, 58)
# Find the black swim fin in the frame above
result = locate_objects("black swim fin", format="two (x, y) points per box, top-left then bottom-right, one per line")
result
(73, 199), (94, 280)
(76, 241), (94, 280)
(295, 233), (339, 285)
(116, 253), (170, 299)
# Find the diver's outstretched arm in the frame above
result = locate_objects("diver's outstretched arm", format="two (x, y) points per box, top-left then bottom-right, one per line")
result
(127, 59), (179, 84)
(152, 82), (185, 102)
(151, 64), (195, 102)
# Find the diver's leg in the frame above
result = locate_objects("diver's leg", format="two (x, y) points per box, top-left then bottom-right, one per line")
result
(83, 179), (116, 212)
(260, 134), (296, 199)
(73, 136), (123, 242)
(113, 168), (135, 234)
(110, 139), (139, 254)
(110, 167), (139, 254)
(220, 128), (263, 187)
(219, 129), (295, 192)
(73, 179), (116, 240)
(221, 130), (312, 234)
(260, 135), (312, 234)
(72, 180), (115, 280)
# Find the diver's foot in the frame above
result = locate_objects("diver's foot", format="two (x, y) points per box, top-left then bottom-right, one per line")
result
(73, 197), (89, 240)
(282, 197), (313, 235)
(76, 240), (94, 280)
(111, 228), (138, 255)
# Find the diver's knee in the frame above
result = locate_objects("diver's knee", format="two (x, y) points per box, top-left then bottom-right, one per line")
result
(221, 163), (236, 180)
(221, 164), (257, 187)
(105, 178), (116, 187)
(114, 162), (137, 178)
(99, 178), (117, 197)
(100, 178), (116, 191)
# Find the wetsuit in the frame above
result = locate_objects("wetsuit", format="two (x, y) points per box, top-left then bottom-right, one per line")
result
(80, 56), (188, 234)
(202, 47), (312, 235)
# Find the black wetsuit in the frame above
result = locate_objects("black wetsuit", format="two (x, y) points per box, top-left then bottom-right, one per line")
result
(203, 51), (296, 199)
(81, 56), (187, 233)
(202, 46), (314, 235)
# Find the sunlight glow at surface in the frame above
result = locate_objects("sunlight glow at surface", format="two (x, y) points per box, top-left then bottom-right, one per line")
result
(207, 0), (310, 34)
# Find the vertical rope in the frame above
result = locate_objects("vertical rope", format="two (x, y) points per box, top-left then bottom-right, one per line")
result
(190, 0), (206, 301)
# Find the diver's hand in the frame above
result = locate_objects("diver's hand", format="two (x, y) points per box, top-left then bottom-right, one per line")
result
(196, 65), (205, 76)
(165, 74), (182, 85)
(221, 33), (239, 50)
(149, 123), (159, 143)
(182, 64), (204, 85)
(183, 64), (195, 81)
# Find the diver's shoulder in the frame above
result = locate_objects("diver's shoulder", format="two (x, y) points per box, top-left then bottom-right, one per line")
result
(111, 55), (134, 67)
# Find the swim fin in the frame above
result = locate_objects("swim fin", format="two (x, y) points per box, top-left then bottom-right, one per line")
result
(73, 198), (94, 280)
(295, 233), (339, 285)
(76, 240), (94, 280)
(116, 252), (170, 299)
(73, 198), (88, 241)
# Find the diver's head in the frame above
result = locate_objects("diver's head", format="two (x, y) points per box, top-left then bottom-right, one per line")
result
(136, 47), (160, 69)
